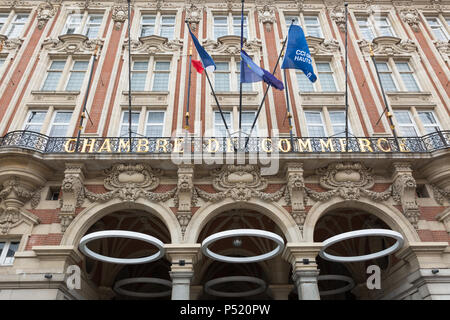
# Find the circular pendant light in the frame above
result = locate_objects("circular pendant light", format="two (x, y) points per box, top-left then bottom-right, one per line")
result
(318, 275), (355, 296)
(114, 277), (172, 298)
(204, 276), (267, 298)
(319, 229), (404, 263)
(79, 230), (165, 264)
(201, 229), (284, 263)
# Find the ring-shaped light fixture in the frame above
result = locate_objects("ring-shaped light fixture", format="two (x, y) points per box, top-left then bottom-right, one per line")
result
(201, 229), (284, 263)
(79, 230), (165, 264)
(318, 275), (355, 296)
(204, 276), (267, 298)
(114, 277), (172, 298)
(319, 229), (404, 263)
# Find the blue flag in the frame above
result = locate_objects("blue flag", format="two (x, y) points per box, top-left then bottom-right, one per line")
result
(187, 24), (216, 72)
(240, 50), (284, 90)
(281, 24), (317, 83)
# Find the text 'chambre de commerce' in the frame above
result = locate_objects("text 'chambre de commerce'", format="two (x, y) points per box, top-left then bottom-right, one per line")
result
(61, 137), (417, 154)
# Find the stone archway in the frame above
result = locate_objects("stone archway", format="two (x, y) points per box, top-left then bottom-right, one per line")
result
(184, 198), (303, 244)
(62, 198), (183, 247)
(303, 197), (420, 244)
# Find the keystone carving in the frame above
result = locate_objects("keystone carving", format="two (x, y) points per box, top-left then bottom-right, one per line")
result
(399, 8), (420, 32)
(112, 5), (128, 30)
(84, 164), (177, 203)
(0, 176), (41, 234)
(37, 1), (57, 30)
(329, 5), (346, 32)
(304, 162), (392, 202)
(59, 164), (86, 232)
(392, 162), (420, 229)
(285, 163), (307, 232)
(174, 165), (196, 237)
(186, 2), (202, 32)
(258, 5), (276, 32)
(196, 165), (286, 203)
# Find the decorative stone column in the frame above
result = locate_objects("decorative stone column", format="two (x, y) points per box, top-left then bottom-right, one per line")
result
(269, 284), (293, 300)
(282, 243), (323, 300)
(166, 244), (201, 300)
(391, 162), (420, 229)
(285, 163), (307, 232)
(175, 165), (195, 238)
(59, 163), (86, 232)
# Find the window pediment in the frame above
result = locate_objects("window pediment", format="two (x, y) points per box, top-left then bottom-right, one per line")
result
(305, 36), (340, 55)
(0, 34), (23, 52)
(42, 34), (104, 54)
(359, 36), (417, 56)
(127, 35), (183, 54)
(203, 36), (262, 55)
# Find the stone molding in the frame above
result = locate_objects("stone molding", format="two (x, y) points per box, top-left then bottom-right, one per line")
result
(185, 2), (203, 32)
(42, 34), (104, 54)
(126, 35), (184, 54)
(257, 4), (276, 32)
(111, 4), (128, 30)
(203, 36), (262, 55)
(174, 165), (196, 237)
(359, 36), (417, 56)
(284, 162), (307, 232)
(37, 1), (57, 30)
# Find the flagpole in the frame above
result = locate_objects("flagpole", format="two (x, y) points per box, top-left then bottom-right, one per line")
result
(244, 35), (288, 148)
(283, 68), (294, 144)
(127, 0), (132, 149)
(370, 44), (399, 142)
(238, 0), (245, 145)
(185, 46), (193, 132)
(344, 2), (349, 152)
(75, 46), (98, 152)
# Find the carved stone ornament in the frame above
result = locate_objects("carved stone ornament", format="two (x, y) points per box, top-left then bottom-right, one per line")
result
(284, 163), (307, 232)
(359, 37), (417, 57)
(258, 5), (276, 32)
(434, 40), (450, 62)
(0, 35), (23, 52)
(305, 162), (392, 202)
(399, 8), (420, 32)
(0, 176), (41, 234)
(330, 5), (346, 32)
(203, 36), (262, 55)
(126, 35), (183, 54)
(432, 185), (450, 205)
(37, 1), (57, 30)
(306, 37), (340, 55)
(84, 164), (177, 203)
(174, 165), (197, 237)
(186, 3), (202, 32)
(112, 5), (128, 30)
(391, 162), (420, 230)
(59, 164), (85, 232)
(42, 34), (104, 54)
(196, 165), (286, 203)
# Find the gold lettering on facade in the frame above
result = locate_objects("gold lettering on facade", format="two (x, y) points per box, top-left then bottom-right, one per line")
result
(64, 139), (77, 153)
(376, 138), (391, 152)
(339, 138), (351, 152)
(98, 139), (112, 153)
(118, 139), (130, 153)
(81, 139), (96, 153)
(298, 139), (312, 152)
(137, 139), (149, 152)
(207, 139), (219, 153)
(398, 138), (410, 152)
(278, 139), (291, 153)
(226, 138), (237, 153)
(173, 138), (185, 153)
(261, 138), (273, 153)
(358, 138), (373, 152)
(320, 139), (335, 152)
(156, 139), (169, 153)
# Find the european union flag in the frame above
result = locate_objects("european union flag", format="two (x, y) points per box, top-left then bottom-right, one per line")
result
(281, 24), (317, 83)
(187, 23), (216, 72)
(240, 50), (284, 90)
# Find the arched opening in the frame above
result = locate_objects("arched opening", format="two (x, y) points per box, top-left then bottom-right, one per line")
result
(307, 208), (404, 300)
(194, 209), (291, 300)
(80, 210), (172, 300)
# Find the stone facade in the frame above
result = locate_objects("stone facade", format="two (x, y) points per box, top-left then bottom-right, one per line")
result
(0, 0), (448, 300)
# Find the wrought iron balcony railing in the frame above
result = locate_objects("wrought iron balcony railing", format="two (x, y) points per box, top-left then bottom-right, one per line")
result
(0, 130), (448, 154)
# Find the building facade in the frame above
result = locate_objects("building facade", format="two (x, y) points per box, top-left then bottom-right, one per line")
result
(0, 0), (449, 300)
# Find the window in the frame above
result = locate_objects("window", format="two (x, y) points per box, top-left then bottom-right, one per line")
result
(0, 240), (19, 266)
(152, 61), (170, 91)
(356, 15), (396, 41)
(46, 187), (61, 201)
(145, 111), (165, 136)
(418, 111), (441, 134)
(41, 59), (89, 92)
(48, 111), (73, 137)
(0, 57), (6, 69)
(23, 111), (47, 133)
(426, 17), (449, 41)
(296, 61), (337, 92)
(376, 61), (420, 92)
(241, 111), (257, 137)
(62, 13), (103, 38)
(119, 111), (140, 137)
(213, 13), (248, 39)
(236, 61), (253, 92)
(214, 111), (232, 137)
(329, 111), (351, 137)
(305, 111), (326, 137)
(284, 14), (323, 38)
(394, 111), (419, 137)
(140, 14), (176, 39)
(215, 62), (230, 91)
(130, 59), (171, 92)
(0, 13), (29, 38)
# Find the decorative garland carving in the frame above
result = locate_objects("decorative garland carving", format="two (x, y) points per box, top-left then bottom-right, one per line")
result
(307, 37), (340, 55)
(359, 37), (417, 56)
(42, 35), (104, 54)
(0, 176), (41, 209)
(432, 185), (450, 205)
(195, 165), (286, 203)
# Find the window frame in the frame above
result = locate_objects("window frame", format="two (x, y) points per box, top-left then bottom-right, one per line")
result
(214, 110), (233, 137)
(296, 60), (338, 93)
(375, 59), (421, 92)
(0, 240), (20, 266)
(283, 13), (324, 38)
(140, 13), (177, 40)
(46, 110), (74, 137)
(212, 12), (249, 40)
(62, 12), (104, 39)
(145, 110), (166, 137)
(424, 15), (450, 41)
(417, 110), (442, 135)
(0, 11), (30, 39)
(41, 57), (90, 92)
(130, 57), (172, 92)
(355, 14), (397, 40)
(393, 110), (420, 137)
(22, 110), (47, 133)
(118, 109), (167, 137)
(304, 110), (328, 137)
(214, 57), (256, 92)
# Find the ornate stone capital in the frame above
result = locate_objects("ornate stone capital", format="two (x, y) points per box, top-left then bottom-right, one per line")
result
(185, 2), (203, 32)
(112, 5), (128, 30)
(391, 162), (420, 229)
(59, 163), (86, 232)
(37, 1), (57, 30)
